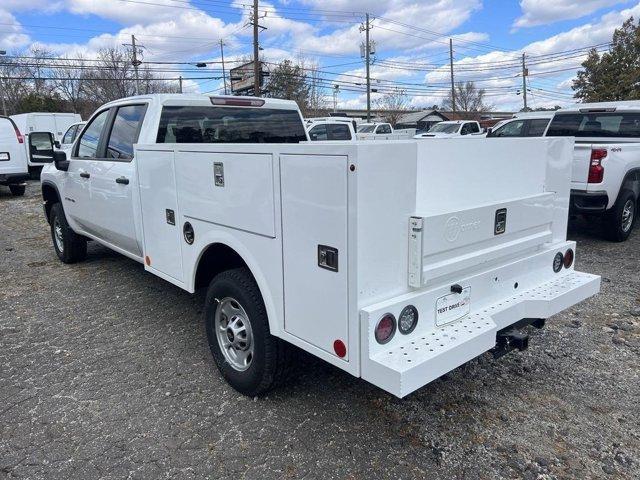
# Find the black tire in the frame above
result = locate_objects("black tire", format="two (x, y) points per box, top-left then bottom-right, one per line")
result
(49, 202), (87, 263)
(204, 267), (291, 396)
(9, 185), (25, 196)
(603, 189), (636, 242)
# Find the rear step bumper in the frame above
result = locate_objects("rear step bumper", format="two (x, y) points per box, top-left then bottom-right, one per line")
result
(360, 270), (600, 398)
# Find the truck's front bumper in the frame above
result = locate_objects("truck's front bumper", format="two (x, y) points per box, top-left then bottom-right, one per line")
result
(570, 189), (609, 214)
(359, 245), (600, 398)
(0, 173), (30, 186)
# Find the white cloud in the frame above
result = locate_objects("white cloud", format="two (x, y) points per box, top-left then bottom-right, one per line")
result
(0, 9), (30, 51)
(513, 0), (628, 29)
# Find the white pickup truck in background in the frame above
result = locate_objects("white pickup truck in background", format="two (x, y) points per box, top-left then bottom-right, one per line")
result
(307, 119), (356, 141)
(357, 122), (416, 140)
(545, 102), (640, 241)
(35, 94), (599, 398)
(414, 120), (483, 138)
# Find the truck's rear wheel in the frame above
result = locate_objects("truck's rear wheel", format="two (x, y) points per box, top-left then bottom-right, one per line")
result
(204, 267), (291, 396)
(604, 189), (636, 242)
(9, 185), (25, 196)
(49, 203), (87, 263)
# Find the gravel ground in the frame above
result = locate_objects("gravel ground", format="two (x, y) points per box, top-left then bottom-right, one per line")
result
(1, 181), (639, 480)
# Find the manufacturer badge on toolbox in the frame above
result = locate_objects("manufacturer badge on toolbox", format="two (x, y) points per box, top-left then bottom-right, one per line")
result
(435, 287), (471, 326)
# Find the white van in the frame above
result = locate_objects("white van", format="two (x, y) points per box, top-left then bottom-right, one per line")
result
(10, 113), (82, 168)
(0, 116), (29, 196)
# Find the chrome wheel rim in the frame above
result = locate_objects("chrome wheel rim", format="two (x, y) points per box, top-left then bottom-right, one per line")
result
(622, 199), (634, 233)
(214, 297), (254, 371)
(53, 217), (64, 252)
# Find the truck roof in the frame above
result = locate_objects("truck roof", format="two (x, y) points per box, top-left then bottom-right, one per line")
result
(560, 101), (640, 113)
(101, 94), (301, 111)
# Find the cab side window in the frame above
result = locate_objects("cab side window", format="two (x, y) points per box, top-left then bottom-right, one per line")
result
(62, 125), (77, 144)
(309, 124), (328, 141)
(526, 119), (550, 137)
(491, 120), (525, 137)
(327, 124), (352, 140)
(76, 110), (110, 158)
(469, 122), (480, 133)
(106, 105), (147, 160)
(377, 124), (392, 134)
(461, 123), (472, 135)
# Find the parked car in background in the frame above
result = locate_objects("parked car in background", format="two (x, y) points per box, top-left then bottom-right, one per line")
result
(34, 93), (599, 399)
(487, 112), (554, 138)
(307, 120), (355, 141)
(0, 116), (29, 196)
(10, 112), (82, 170)
(414, 120), (483, 138)
(58, 121), (86, 154)
(356, 122), (416, 140)
(545, 102), (640, 241)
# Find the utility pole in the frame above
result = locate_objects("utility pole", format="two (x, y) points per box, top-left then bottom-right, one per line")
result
(220, 39), (228, 95)
(252, 0), (261, 96)
(521, 52), (528, 110)
(178, 76), (183, 94)
(359, 13), (372, 121)
(333, 85), (339, 112)
(131, 35), (140, 95)
(0, 50), (7, 116)
(449, 38), (456, 114)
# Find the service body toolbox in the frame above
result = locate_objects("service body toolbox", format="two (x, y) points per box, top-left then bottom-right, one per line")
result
(134, 137), (599, 397)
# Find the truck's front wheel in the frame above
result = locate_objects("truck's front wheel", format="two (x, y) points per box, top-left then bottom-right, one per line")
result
(204, 268), (291, 396)
(604, 189), (636, 242)
(49, 203), (87, 263)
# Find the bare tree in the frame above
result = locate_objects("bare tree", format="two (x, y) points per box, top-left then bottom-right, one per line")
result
(51, 55), (87, 113)
(441, 81), (492, 116)
(374, 88), (409, 126)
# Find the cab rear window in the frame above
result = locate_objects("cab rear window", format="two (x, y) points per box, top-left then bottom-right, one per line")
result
(547, 112), (640, 137)
(156, 106), (307, 144)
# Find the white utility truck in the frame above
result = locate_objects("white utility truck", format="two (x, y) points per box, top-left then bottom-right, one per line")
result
(37, 94), (600, 398)
(0, 116), (30, 196)
(545, 102), (640, 241)
(11, 112), (82, 169)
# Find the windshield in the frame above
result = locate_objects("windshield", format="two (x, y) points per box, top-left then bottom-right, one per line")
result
(546, 112), (640, 138)
(428, 123), (459, 133)
(358, 125), (376, 133)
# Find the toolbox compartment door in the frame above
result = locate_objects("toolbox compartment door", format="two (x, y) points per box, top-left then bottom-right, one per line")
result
(280, 154), (350, 359)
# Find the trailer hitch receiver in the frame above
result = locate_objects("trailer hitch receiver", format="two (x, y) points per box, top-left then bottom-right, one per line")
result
(491, 328), (529, 359)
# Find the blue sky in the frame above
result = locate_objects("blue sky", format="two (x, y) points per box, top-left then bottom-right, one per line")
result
(1, 1), (639, 111)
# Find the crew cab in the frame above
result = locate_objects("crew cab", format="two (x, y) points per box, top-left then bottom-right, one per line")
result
(0, 116), (29, 196)
(545, 102), (640, 241)
(487, 112), (554, 138)
(415, 120), (483, 138)
(37, 94), (599, 398)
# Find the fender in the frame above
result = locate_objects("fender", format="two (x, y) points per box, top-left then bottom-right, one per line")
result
(188, 228), (284, 338)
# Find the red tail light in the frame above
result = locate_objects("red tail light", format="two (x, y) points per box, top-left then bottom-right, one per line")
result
(13, 124), (24, 144)
(588, 148), (606, 183)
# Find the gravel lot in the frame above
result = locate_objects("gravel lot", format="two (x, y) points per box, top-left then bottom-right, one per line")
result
(1, 181), (639, 480)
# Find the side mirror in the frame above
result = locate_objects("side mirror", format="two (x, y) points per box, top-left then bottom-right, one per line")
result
(54, 140), (61, 149)
(486, 128), (493, 134)
(54, 150), (69, 172)
(28, 132), (55, 163)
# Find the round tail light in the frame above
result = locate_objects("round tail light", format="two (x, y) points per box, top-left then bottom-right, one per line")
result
(553, 252), (563, 273)
(398, 305), (418, 334)
(563, 248), (574, 268)
(375, 313), (396, 344)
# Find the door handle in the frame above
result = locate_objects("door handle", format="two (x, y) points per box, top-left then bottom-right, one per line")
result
(79, 172), (90, 179)
(115, 176), (129, 185)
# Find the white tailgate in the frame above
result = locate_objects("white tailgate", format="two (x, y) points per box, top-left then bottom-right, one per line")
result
(571, 143), (592, 189)
(0, 118), (26, 175)
(137, 149), (184, 282)
(280, 154), (349, 359)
